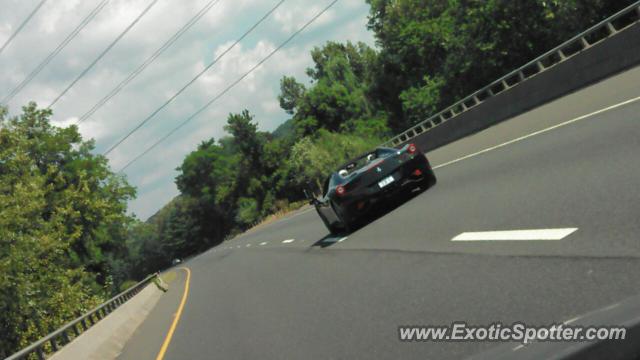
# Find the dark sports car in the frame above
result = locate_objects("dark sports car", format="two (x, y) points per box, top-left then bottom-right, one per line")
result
(309, 143), (436, 234)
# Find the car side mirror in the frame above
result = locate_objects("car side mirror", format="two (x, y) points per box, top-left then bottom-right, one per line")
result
(303, 188), (322, 206)
(303, 188), (313, 200)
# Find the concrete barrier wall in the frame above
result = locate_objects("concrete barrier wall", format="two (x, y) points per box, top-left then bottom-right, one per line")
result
(404, 23), (640, 153)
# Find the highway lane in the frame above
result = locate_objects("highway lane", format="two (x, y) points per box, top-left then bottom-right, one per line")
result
(119, 67), (640, 359)
(117, 270), (188, 360)
(165, 251), (640, 359)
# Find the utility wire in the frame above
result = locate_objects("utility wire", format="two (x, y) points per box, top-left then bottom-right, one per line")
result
(0, 0), (48, 56)
(77, 0), (222, 124)
(116, 0), (339, 172)
(47, 0), (160, 108)
(102, 0), (285, 156)
(1, 0), (109, 106)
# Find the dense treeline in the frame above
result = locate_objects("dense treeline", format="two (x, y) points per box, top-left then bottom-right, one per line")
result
(0, 105), (135, 355)
(0, 0), (632, 355)
(366, 0), (635, 131)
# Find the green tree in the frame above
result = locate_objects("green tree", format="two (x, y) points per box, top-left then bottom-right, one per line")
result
(1, 103), (135, 287)
(224, 110), (265, 169)
(399, 75), (444, 125)
(122, 220), (167, 280)
(279, 41), (383, 137)
(287, 130), (382, 191)
(365, 0), (635, 131)
(0, 104), (122, 355)
(278, 76), (306, 115)
(175, 141), (236, 249)
(235, 197), (260, 226)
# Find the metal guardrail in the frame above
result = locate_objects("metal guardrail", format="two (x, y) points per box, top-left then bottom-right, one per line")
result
(4, 273), (158, 360)
(382, 1), (640, 148)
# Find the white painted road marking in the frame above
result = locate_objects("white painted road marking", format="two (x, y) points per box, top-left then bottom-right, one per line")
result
(259, 241), (268, 246)
(433, 95), (640, 170)
(246, 244), (251, 247)
(322, 236), (347, 244)
(282, 239), (295, 244)
(452, 228), (578, 241)
(563, 316), (582, 325)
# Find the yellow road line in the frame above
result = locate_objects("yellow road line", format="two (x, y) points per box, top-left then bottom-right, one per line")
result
(156, 267), (191, 360)
(161, 270), (177, 284)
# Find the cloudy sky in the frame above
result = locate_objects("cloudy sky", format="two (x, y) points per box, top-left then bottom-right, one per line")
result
(0, 0), (375, 219)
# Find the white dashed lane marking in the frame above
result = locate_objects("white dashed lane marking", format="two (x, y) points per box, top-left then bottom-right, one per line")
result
(259, 242), (268, 246)
(563, 316), (582, 325)
(282, 239), (295, 244)
(452, 228), (578, 241)
(322, 236), (348, 244)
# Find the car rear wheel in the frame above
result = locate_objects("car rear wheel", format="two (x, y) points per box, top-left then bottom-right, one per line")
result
(418, 171), (437, 191)
(331, 200), (352, 233)
(315, 205), (341, 235)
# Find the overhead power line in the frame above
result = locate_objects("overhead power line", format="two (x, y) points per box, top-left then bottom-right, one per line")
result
(1, 0), (110, 106)
(47, 0), (160, 109)
(77, 0), (222, 124)
(116, 0), (339, 172)
(0, 0), (48, 56)
(102, 0), (286, 156)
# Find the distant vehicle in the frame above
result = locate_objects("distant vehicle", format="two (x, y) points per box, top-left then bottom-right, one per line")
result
(172, 258), (182, 265)
(308, 143), (436, 234)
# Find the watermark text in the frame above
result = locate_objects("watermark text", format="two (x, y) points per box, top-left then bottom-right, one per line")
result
(398, 322), (626, 344)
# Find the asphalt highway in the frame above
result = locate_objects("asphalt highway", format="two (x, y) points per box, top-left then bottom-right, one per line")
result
(119, 65), (640, 359)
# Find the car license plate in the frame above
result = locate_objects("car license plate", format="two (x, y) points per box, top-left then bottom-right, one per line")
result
(378, 175), (394, 188)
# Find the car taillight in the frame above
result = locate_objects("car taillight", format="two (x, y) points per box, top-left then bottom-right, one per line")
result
(407, 143), (417, 154)
(335, 185), (346, 196)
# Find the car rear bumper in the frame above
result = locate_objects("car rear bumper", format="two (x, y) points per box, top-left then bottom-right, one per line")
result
(339, 157), (436, 222)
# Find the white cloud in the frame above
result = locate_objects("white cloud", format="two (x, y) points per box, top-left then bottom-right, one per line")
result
(273, 3), (336, 33)
(0, 0), (374, 219)
(0, 23), (11, 41)
(261, 98), (280, 114)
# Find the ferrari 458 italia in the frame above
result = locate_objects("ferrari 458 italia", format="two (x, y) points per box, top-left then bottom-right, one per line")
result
(309, 143), (436, 234)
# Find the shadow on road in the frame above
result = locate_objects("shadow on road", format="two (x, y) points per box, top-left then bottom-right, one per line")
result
(310, 186), (431, 248)
(311, 234), (348, 248)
